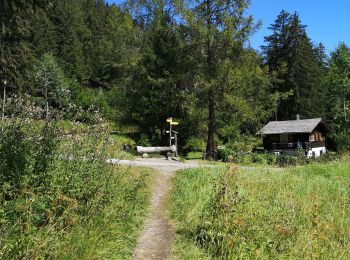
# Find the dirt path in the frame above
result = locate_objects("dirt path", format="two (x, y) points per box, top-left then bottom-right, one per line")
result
(114, 158), (210, 260)
(111, 158), (279, 259)
(132, 169), (174, 260)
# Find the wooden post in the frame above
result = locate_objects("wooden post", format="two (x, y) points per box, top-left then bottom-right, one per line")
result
(169, 122), (172, 147)
(173, 131), (178, 157)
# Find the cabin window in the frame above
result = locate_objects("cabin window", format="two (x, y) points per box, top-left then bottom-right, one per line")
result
(319, 133), (325, 141)
(309, 134), (315, 142)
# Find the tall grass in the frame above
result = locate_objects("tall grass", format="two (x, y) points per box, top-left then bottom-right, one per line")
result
(170, 161), (350, 259)
(0, 101), (150, 258)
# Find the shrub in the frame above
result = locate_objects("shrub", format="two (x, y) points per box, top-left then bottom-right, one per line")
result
(315, 151), (340, 163)
(183, 138), (206, 154)
(215, 147), (233, 161)
(251, 153), (269, 165)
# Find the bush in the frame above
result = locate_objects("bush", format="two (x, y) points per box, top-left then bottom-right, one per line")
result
(217, 148), (276, 165)
(315, 151), (340, 163)
(183, 138), (206, 154)
(276, 154), (297, 166)
(251, 153), (269, 165)
(216, 146), (341, 167)
(216, 147), (235, 162)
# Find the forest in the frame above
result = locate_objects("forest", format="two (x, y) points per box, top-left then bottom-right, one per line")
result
(1, 0), (350, 258)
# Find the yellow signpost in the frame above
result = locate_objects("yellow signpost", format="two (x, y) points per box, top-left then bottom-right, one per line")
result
(167, 117), (179, 156)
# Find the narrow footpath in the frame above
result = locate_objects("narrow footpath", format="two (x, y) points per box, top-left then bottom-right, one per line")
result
(116, 158), (208, 260)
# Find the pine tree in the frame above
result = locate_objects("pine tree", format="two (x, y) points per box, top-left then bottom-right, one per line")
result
(49, 0), (90, 82)
(34, 53), (71, 118)
(216, 50), (277, 143)
(122, 8), (192, 145)
(326, 43), (350, 151)
(263, 11), (326, 120)
(176, 0), (255, 158)
(0, 1), (37, 92)
(32, 4), (58, 58)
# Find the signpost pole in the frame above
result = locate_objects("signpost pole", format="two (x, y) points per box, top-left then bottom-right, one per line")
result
(174, 132), (178, 156)
(169, 121), (172, 147)
(166, 117), (179, 157)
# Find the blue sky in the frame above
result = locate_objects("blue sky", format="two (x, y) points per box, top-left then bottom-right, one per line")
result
(107, 0), (350, 53)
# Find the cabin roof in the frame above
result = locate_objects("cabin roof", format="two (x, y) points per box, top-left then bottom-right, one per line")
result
(260, 118), (323, 135)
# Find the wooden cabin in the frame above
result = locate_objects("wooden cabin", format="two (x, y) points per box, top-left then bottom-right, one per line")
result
(260, 118), (328, 158)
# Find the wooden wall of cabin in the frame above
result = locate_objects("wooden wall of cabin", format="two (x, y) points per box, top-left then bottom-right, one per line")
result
(309, 130), (325, 142)
(309, 130), (326, 147)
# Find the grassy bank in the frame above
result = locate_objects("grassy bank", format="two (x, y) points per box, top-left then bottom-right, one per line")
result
(57, 166), (155, 259)
(0, 118), (149, 259)
(169, 161), (350, 259)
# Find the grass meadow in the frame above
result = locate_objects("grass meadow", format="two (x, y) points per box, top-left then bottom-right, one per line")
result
(0, 118), (150, 259)
(169, 160), (350, 259)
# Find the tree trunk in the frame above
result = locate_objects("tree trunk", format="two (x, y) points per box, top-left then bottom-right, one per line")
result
(204, 0), (216, 159)
(136, 145), (176, 154)
(206, 95), (215, 159)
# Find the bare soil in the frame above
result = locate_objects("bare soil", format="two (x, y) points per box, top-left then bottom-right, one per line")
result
(116, 158), (208, 260)
(132, 169), (175, 260)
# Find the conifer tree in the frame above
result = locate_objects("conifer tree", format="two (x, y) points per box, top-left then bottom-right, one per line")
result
(326, 43), (350, 151)
(176, 0), (255, 158)
(0, 1), (39, 92)
(49, 0), (90, 82)
(122, 6), (192, 145)
(263, 11), (326, 120)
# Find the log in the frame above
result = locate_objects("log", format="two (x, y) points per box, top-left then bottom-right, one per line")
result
(136, 145), (176, 154)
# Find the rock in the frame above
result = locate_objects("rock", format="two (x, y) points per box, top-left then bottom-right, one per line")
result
(122, 144), (132, 151)
(142, 153), (149, 158)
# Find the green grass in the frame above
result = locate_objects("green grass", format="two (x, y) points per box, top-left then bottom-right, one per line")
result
(0, 166), (154, 259)
(169, 161), (350, 259)
(57, 166), (155, 259)
(109, 133), (136, 159)
(0, 119), (146, 259)
(32, 120), (136, 160)
(186, 152), (203, 160)
(57, 132), (136, 160)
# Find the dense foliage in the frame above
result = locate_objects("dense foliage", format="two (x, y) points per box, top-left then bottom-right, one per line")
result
(0, 1), (349, 152)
